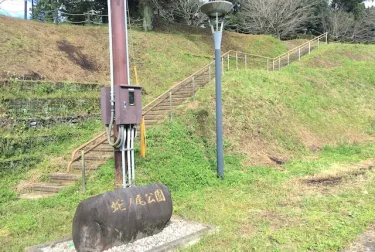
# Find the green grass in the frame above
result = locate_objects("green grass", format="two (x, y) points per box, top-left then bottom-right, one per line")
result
(0, 80), (102, 99)
(0, 119), (103, 213)
(2, 40), (375, 251)
(180, 44), (375, 165)
(2, 119), (375, 251)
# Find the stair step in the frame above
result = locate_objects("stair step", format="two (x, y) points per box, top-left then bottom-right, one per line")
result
(144, 110), (168, 116)
(91, 146), (113, 152)
(49, 173), (81, 183)
(146, 105), (172, 111)
(145, 120), (160, 126)
(24, 183), (65, 193)
(170, 94), (194, 99)
(144, 114), (167, 121)
(71, 161), (102, 170)
(83, 155), (112, 161)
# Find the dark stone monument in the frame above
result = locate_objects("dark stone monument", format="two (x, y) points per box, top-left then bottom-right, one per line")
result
(72, 184), (173, 252)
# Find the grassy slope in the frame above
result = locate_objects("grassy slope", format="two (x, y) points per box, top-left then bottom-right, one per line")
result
(139, 43), (375, 251)
(179, 43), (375, 166)
(0, 16), (293, 251)
(2, 43), (375, 251)
(0, 15), (287, 103)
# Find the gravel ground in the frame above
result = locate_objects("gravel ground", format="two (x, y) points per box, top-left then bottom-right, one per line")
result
(40, 217), (207, 252)
(342, 225), (375, 252)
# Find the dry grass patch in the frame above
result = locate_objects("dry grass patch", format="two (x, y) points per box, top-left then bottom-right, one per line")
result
(295, 159), (375, 195)
(0, 15), (287, 104)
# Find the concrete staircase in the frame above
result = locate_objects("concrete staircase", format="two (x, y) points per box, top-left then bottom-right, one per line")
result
(20, 33), (328, 198)
(21, 70), (213, 198)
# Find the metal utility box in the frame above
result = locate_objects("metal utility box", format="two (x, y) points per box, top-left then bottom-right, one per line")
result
(114, 85), (142, 125)
(100, 87), (111, 125)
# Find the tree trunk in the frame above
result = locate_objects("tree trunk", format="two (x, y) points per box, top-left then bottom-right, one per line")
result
(140, 0), (154, 32)
(276, 28), (281, 40)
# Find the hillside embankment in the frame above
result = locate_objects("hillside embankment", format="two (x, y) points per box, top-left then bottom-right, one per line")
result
(172, 43), (375, 166)
(2, 14), (375, 251)
(0, 15), (288, 102)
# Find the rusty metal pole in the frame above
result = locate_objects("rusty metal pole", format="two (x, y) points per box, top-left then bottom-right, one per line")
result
(109, 0), (130, 188)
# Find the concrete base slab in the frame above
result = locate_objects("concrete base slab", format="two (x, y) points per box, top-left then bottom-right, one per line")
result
(25, 217), (214, 252)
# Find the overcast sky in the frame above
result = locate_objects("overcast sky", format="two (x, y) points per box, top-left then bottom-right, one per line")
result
(365, 0), (375, 7)
(0, 0), (31, 18)
(0, 0), (374, 19)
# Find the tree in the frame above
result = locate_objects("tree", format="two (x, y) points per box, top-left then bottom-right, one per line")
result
(330, 5), (375, 42)
(140, 0), (154, 31)
(150, 0), (205, 26)
(92, 0), (108, 23)
(238, 0), (321, 39)
(331, 0), (368, 19)
(60, 0), (93, 24)
(330, 8), (355, 39)
(32, 0), (60, 21)
(307, 0), (331, 34)
(0, 0), (11, 10)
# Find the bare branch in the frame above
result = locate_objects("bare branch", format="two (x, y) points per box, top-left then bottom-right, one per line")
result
(0, 0), (8, 8)
(151, 0), (205, 26)
(239, 0), (321, 39)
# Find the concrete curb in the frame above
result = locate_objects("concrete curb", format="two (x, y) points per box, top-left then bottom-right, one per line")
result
(24, 218), (214, 252)
(148, 225), (215, 252)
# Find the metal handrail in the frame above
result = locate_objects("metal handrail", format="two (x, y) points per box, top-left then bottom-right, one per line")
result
(66, 131), (106, 172)
(143, 50), (272, 115)
(230, 51), (273, 60)
(66, 34), (327, 172)
(274, 33), (328, 60)
(142, 52), (225, 115)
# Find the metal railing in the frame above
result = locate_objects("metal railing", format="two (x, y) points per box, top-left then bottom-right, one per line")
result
(271, 33), (328, 71)
(66, 33), (328, 173)
(142, 51), (272, 116)
(66, 132), (107, 173)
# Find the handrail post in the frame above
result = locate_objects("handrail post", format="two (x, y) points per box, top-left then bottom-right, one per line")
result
(326, 33), (328, 44)
(287, 52), (290, 65)
(318, 37), (320, 48)
(227, 53), (230, 71)
(192, 76), (195, 101)
(169, 92), (173, 121)
(236, 52), (238, 70)
(222, 57), (224, 76)
(87, 12), (91, 25)
(299, 48), (301, 61)
(209, 65), (212, 82)
(245, 54), (247, 69)
(278, 57), (281, 70)
(81, 150), (86, 193)
(55, 8), (59, 25)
